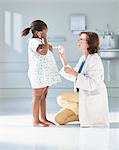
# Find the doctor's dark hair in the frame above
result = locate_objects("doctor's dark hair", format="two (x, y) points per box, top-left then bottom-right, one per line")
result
(21, 20), (48, 37)
(79, 32), (100, 54)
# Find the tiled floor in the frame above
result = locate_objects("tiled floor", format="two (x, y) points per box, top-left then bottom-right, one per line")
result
(0, 98), (119, 150)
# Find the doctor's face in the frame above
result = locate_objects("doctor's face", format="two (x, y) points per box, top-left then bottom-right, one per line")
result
(78, 33), (89, 51)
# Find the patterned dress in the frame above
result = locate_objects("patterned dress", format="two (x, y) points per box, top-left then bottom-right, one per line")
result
(27, 38), (61, 88)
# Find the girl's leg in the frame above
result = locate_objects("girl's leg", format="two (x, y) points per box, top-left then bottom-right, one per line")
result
(32, 88), (48, 127)
(40, 87), (55, 126)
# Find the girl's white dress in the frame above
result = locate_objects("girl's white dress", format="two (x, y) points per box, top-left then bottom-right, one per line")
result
(28, 38), (61, 88)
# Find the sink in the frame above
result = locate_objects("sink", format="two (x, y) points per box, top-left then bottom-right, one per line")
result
(99, 49), (119, 59)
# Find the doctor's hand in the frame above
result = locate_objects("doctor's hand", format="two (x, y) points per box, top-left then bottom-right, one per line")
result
(64, 67), (78, 77)
(59, 46), (65, 56)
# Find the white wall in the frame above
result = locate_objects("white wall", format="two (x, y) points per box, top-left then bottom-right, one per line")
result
(118, 1), (119, 31)
(0, 1), (119, 99)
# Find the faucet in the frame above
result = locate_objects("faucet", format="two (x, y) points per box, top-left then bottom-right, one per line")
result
(106, 24), (110, 35)
(102, 31), (105, 39)
(110, 32), (113, 39)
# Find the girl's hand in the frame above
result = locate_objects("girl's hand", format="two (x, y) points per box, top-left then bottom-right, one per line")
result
(38, 44), (48, 55)
(37, 31), (47, 39)
(49, 44), (53, 52)
(64, 67), (78, 77)
(37, 31), (42, 38)
(41, 32), (47, 39)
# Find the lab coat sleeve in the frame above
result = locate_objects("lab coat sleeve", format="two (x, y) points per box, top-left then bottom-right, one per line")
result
(75, 61), (103, 91)
(59, 64), (76, 82)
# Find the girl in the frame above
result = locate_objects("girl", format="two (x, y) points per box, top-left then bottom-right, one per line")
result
(21, 20), (61, 127)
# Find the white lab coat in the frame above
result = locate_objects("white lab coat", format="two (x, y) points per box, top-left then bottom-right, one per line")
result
(59, 53), (109, 127)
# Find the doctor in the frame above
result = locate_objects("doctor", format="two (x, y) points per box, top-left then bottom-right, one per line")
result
(59, 32), (109, 127)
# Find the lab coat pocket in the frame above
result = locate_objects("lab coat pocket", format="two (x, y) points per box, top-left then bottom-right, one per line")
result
(86, 94), (103, 121)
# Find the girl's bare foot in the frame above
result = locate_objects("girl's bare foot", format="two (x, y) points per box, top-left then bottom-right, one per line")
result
(41, 119), (56, 126)
(33, 121), (49, 127)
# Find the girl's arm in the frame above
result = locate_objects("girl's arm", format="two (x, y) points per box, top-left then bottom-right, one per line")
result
(43, 37), (53, 52)
(36, 37), (48, 55)
(35, 31), (48, 55)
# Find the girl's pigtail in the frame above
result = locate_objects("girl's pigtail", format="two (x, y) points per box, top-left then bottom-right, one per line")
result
(21, 27), (31, 37)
